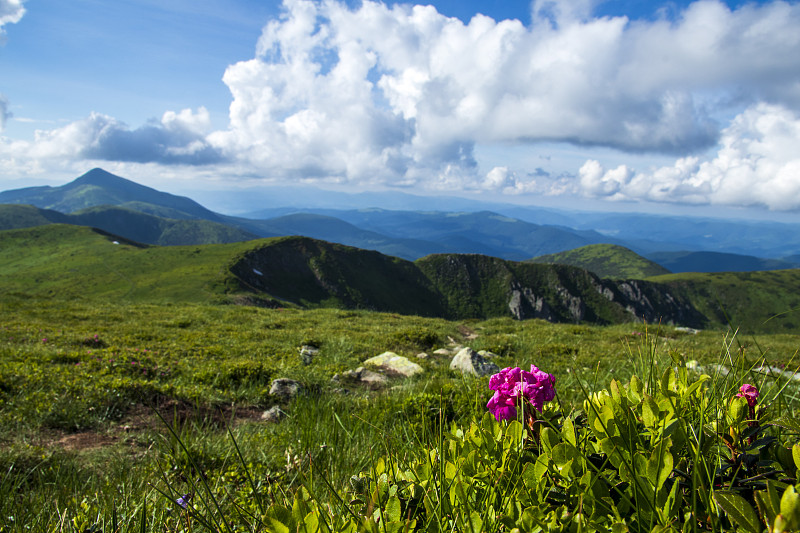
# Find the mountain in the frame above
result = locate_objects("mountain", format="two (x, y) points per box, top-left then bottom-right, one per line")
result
(245, 208), (611, 260)
(0, 168), (223, 220)
(1, 224), (703, 328)
(529, 244), (672, 279)
(4, 168), (800, 268)
(0, 204), (71, 229)
(226, 213), (448, 260)
(0, 204), (257, 246)
(646, 251), (800, 273)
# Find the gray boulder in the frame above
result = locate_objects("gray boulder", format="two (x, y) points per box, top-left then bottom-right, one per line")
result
(450, 347), (500, 377)
(363, 351), (423, 378)
(269, 378), (303, 400)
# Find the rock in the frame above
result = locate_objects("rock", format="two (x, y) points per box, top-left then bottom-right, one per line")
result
(269, 378), (303, 400)
(433, 348), (452, 356)
(478, 350), (499, 358)
(450, 347), (500, 377)
(299, 345), (319, 365)
(332, 367), (388, 389)
(261, 406), (286, 422)
(416, 352), (429, 359)
(363, 351), (423, 378)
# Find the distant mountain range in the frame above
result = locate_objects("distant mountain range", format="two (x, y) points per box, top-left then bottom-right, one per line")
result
(2, 168), (800, 273)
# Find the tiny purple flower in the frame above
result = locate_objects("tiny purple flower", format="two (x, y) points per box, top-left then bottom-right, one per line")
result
(176, 493), (192, 509)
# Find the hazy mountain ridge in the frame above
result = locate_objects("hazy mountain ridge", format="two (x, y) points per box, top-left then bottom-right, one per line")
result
(3, 168), (800, 270)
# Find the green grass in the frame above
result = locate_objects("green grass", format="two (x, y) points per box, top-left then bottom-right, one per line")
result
(530, 243), (671, 279)
(652, 269), (800, 334)
(1, 293), (799, 530)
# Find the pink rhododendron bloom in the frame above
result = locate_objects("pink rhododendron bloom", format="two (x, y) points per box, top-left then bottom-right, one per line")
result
(486, 364), (556, 421)
(736, 384), (759, 407)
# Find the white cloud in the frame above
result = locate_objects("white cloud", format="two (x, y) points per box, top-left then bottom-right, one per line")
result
(578, 103), (800, 210)
(3, 0), (800, 208)
(0, 0), (25, 132)
(2, 108), (222, 165)
(209, 0), (800, 187)
(0, 0), (25, 40)
(0, 94), (9, 132)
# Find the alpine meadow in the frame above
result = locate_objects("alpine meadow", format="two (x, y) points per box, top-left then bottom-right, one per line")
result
(3, 0), (800, 530)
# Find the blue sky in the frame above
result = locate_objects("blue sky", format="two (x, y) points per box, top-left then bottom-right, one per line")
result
(1, 0), (799, 217)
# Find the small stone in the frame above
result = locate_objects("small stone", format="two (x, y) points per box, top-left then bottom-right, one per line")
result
(478, 350), (499, 358)
(269, 378), (303, 400)
(261, 406), (286, 422)
(416, 352), (429, 359)
(433, 348), (452, 356)
(299, 345), (319, 365)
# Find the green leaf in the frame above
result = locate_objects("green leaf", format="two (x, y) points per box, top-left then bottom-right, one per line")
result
(780, 485), (800, 529)
(265, 504), (294, 533)
(755, 479), (782, 529)
(768, 417), (800, 433)
(551, 442), (579, 478)
(384, 495), (402, 523)
(794, 444), (800, 471)
(540, 426), (559, 454)
(714, 491), (762, 533)
(562, 416), (577, 447)
(302, 511), (320, 533)
(629, 374), (644, 403)
(647, 445), (673, 492)
(466, 510), (483, 533)
(642, 394), (659, 428)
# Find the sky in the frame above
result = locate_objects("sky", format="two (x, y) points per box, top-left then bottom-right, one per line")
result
(1, 0), (800, 218)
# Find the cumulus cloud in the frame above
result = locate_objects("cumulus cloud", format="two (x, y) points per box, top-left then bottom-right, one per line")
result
(209, 0), (800, 186)
(5, 108), (222, 165)
(578, 103), (800, 210)
(3, 0), (800, 204)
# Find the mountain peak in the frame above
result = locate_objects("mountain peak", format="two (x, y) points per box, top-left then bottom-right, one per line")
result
(72, 168), (130, 187)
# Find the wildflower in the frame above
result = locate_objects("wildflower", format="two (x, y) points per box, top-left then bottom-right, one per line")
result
(176, 493), (192, 509)
(736, 384), (759, 407)
(486, 364), (556, 421)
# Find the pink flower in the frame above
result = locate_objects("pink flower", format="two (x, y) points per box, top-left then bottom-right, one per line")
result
(486, 364), (556, 421)
(736, 384), (759, 407)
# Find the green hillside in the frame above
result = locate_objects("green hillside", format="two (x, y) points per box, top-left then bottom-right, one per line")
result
(530, 243), (671, 279)
(0, 225), (702, 327)
(0, 204), (70, 229)
(651, 269), (800, 333)
(647, 250), (799, 273)
(0, 204), (257, 246)
(70, 205), (257, 245)
(0, 225), (251, 303)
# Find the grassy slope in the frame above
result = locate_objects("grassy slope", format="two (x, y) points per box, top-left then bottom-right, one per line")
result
(530, 243), (671, 279)
(650, 269), (800, 333)
(0, 203), (258, 246)
(2, 224), (798, 333)
(0, 224), (253, 303)
(0, 204), (70, 229)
